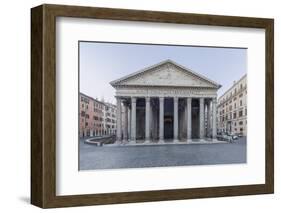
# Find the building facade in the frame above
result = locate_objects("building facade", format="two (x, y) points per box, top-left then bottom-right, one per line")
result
(79, 93), (117, 138)
(217, 75), (247, 136)
(105, 103), (117, 135)
(110, 60), (221, 144)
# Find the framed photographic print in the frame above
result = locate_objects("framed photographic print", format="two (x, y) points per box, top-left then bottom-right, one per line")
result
(31, 4), (274, 208)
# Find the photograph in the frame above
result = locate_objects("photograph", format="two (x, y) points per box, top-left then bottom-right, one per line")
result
(78, 41), (247, 170)
(29, 3), (274, 208)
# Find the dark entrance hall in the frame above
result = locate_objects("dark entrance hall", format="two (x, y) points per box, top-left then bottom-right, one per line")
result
(191, 99), (200, 138)
(164, 98), (174, 139)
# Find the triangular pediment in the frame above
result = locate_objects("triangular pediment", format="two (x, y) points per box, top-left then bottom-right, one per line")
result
(110, 60), (221, 89)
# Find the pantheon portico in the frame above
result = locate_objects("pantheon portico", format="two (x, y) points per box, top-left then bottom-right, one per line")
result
(110, 60), (221, 144)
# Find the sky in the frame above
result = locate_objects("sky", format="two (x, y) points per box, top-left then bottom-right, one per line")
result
(79, 42), (247, 104)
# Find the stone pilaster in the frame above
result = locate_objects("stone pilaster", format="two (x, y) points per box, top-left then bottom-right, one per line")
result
(212, 98), (217, 139)
(145, 97), (150, 143)
(173, 97), (179, 142)
(159, 97), (164, 143)
(131, 97), (137, 142)
(199, 98), (205, 139)
(128, 107), (131, 140)
(187, 98), (192, 140)
(123, 103), (128, 141)
(116, 97), (122, 143)
(207, 100), (211, 137)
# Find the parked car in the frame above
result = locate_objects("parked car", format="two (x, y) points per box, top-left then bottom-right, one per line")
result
(217, 133), (233, 142)
(229, 133), (238, 140)
(236, 133), (244, 137)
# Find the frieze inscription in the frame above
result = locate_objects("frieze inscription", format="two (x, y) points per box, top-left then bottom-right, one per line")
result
(116, 87), (217, 98)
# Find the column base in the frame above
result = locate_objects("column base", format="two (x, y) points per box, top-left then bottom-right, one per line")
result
(129, 139), (136, 144)
(115, 140), (122, 145)
(122, 139), (128, 144)
(158, 139), (165, 144)
(144, 139), (150, 144)
(173, 139), (179, 143)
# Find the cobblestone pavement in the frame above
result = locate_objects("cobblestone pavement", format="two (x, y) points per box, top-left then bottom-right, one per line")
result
(79, 137), (246, 170)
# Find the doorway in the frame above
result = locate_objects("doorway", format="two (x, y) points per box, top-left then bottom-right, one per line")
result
(191, 99), (200, 138)
(164, 98), (174, 139)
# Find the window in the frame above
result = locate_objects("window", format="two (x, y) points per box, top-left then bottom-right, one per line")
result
(240, 100), (242, 106)
(233, 112), (237, 119)
(239, 121), (243, 125)
(81, 111), (85, 117)
(245, 108), (247, 116)
(234, 103), (236, 109)
(239, 110), (243, 117)
(85, 122), (88, 126)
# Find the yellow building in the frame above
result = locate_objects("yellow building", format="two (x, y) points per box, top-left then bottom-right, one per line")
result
(217, 75), (247, 136)
(79, 93), (117, 138)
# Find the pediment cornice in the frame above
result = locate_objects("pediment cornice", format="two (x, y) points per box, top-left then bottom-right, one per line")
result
(110, 60), (221, 89)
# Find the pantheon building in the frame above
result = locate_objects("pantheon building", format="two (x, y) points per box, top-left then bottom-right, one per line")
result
(110, 60), (221, 144)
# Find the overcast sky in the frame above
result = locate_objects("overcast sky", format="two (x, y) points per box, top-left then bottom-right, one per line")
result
(79, 41), (247, 104)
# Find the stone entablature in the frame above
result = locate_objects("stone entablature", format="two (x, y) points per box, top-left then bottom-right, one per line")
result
(115, 86), (217, 98)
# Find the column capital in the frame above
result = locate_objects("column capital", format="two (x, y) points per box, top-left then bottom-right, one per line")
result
(159, 97), (164, 102)
(145, 96), (150, 102)
(174, 97), (179, 102)
(123, 101), (129, 107)
(212, 97), (217, 103)
(131, 97), (137, 103)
